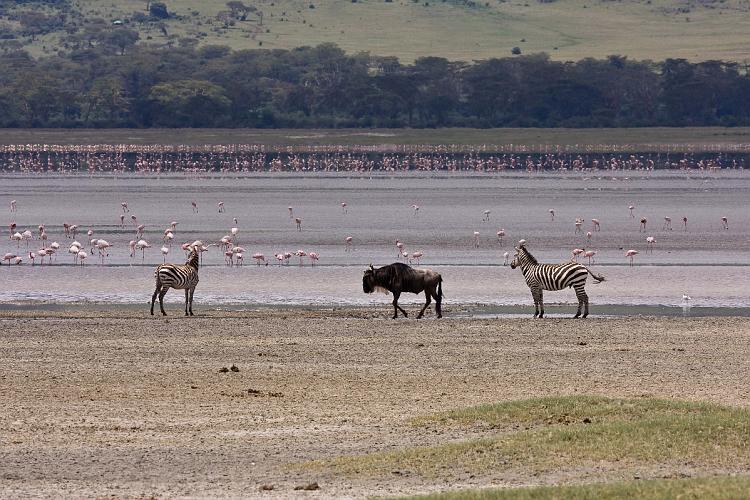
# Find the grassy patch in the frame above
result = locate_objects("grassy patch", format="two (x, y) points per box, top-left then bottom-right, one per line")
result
(398, 475), (750, 500)
(304, 396), (750, 478)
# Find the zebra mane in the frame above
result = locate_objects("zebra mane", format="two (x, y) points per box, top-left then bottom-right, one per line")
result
(520, 246), (538, 265)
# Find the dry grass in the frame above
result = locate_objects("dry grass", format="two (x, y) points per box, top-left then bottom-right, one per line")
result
(399, 476), (750, 500)
(305, 396), (750, 478)
(23, 0), (750, 62)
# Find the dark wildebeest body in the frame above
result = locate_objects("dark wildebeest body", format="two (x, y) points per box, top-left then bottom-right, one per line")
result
(363, 262), (443, 319)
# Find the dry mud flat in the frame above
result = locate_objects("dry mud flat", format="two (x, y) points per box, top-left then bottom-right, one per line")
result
(1, 308), (749, 498)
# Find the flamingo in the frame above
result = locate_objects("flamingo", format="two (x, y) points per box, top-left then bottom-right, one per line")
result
(191, 201), (198, 213)
(496, 229), (505, 244)
(663, 217), (673, 231)
(235, 252), (244, 266)
(63, 223), (71, 238)
(128, 240), (137, 259)
(225, 250), (235, 266)
(295, 217), (302, 231)
(629, 205), (635, 217)
(11, 232), (22, 247)
(96, 239), (112, 264)
(36, 248), (48, 265)
(503, 251), (509, 266)
(161, 245), (169, 263)
(283, 252), (293, 265)
(682, 216), (688, 230)
(10, 199), (17, 212)
(218, 201), (225, 213)
(21, 230), (33, 247)
(77, 250), (87, 266)
(164, 231), (174, 246)
(252, 253), (265, 265)
(395, 240), (404, 257)
(584, 250), (596, 264)
(646, 236), (656, 252)
(220, 235), (233, 251)
(28, 251), (35, 265)
(275, 253), (284, 265)
(640, 218), (647, 232)
(345, 236), (353, 251)
(231, 226), (239, 243)
(296, 249), (307, 266)
(69, 225), (78, 239)
(549, 209), (555, 221)
(586, 231), (592, 241)
(136, 224), (145, 239)
(119, 214), (125, 228)
(309, 252), (319, 266)
(591, 219), (600, 231)
(171, 221), (178, 231)
(69, 244), (80, 264)
(572, 248), (585, 261)
(121, 202), (129, 212)
(287, 206), (294, 218)
(412, 204), (419, 216)
(2, 253), (16, 265)
(341, 202), (347, 214)
(625, 249), (638, 266)
(410, 251), (423, 266)
(721, 217), (729, 230)
(574, 218), (583, 234)
(482, 210), (491, 222)
(8, 222), (17, 239)
(473, 231), (480, 248)
(135, 239), (151, 261)
(13, 256), (22, 265)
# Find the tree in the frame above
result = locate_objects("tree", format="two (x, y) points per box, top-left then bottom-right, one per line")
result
(100, 28), (140, 55)
(148, 79), (230, 126)
(149, 2), (169, 19)
(18, 12), (55, 41)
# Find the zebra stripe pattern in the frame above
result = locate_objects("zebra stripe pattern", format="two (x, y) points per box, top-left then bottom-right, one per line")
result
(510, 244), (605, 318)
(150, 248), (200, 316)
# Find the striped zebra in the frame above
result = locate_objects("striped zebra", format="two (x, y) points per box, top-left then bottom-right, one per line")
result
(150, 247), (200, 316)
(510, 243), (605, 318)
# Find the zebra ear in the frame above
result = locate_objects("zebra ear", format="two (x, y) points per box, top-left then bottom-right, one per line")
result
(369, 263), (374, 270)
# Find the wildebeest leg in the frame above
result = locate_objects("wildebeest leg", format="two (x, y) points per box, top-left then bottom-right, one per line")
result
(189, 287), (195, 316)
(574, 285), (589, 318)
(150, 284), (160, 316)
(392, 291), (408, 318)
(158, 287), (168, 316)
(417, 288), (433, 319)
(184, 289), (190, 316)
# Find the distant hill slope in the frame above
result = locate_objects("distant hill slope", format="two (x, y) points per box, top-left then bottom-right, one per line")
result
(3, 0), (750, 62)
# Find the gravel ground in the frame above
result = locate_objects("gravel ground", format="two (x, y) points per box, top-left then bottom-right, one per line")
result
(1, 307), (749, 498)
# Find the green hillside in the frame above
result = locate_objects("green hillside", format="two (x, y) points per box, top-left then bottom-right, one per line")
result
(4, 0), (750, 62)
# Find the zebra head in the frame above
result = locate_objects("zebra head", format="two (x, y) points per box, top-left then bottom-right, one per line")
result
(511, 243), (536, 269)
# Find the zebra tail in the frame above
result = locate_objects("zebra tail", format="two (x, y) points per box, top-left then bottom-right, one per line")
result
(586, 267), (606, 284)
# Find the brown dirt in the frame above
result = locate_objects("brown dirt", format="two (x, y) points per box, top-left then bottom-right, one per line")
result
(1, 308), (749, 498)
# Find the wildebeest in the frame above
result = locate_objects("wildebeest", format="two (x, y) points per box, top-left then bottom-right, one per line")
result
(362, 263), (443, 319)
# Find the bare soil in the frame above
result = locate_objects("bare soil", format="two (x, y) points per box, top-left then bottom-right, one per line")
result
(1, 308), (749, 498)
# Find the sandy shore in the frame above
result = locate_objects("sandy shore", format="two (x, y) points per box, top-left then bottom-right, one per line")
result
(1, 307), (749, 498)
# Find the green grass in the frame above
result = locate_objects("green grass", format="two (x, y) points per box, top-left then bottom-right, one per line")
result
(2, 127), (750, 151)
(302, 396), (750, 478)
(17, 0), (750, 62)
(398, 475), (750, 500)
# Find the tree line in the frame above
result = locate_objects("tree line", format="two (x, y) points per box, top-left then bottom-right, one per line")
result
(0, 42), (748, 128)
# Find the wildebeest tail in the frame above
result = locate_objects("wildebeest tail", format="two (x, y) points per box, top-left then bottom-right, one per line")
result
(438, 276), (443, 298)
(586, 267), (606, 284)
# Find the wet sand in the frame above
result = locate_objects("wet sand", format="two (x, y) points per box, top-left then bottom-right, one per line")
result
(1, 307), (749, 498)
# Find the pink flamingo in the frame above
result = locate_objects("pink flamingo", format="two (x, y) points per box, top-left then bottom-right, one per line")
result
(161, 246), (169, 263)
(572, 248), (585, 261)
(218, 201), (225, 213)
(275, 253), (284, 265)
(283, 252), (293, 265)
(682, 216), (688, 230)
(640, 218), (647, 232)
(721, 217), (729, 230)
(3, 253), (16, 264)
(252, 253), (265, 265)
(28, 251), (35, 265)
(625, 249), (638, 266)
(574, 218), (583, 234)
(482, 210), (491, 222)
(8, 222), (17, 238)
(231, 226), (239, 243)
(309, 252), (319, 266)
(584, 250), (596, 264)
(96, 239), (112, 264)
(345, 236), (353, 251)
(36, 248), (48, 265)
(410, 251), (423, 266)
(69, 243), (80, 264)
(646, 236), (656, 252)
(13, 256), (21, 265)
(136, 224), (145, 239)
(171, 221), (179, 231)
(69, 225), (78, 239)
(235, 252), (244, 266)
(11, 232), (22, 247)
(586, 231), (592, 242)
(591, 219), (600, 231)
(77, 250), (87, 266)
(412, 204), (420, 216)
(296, 250), (306, 266)
(629, 205), (635, 217)
(549, 209), (555, 221)
(496, 229), (505, 244)
(121, 202), (129, 213)
(503, 251), (509, 266)
(135, 239), (151, 261)
(663, 217), (673, 231)
(10, 200), (17, 212)
(63, 223), (71, 238)
(341, 202), (347, 214)
(119, 214), (125, 228)
(191, 201), (198, 213)
(473, 231), (480, 248)
(395, 240), (404, 257)
(295, 217), (302, 231)
(288, 206), (294, 218)
(225, 250), (235, 266)
(49, 242), (60, 261)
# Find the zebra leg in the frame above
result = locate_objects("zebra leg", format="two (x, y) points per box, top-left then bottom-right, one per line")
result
(531, 290), (540, 318)
(538, 290), (545, 318)
(574, 286), (588, 318)
(158, 287), (169, 316)
(184, 289), (190, 316)
(150, 285), (160, 316)
(417, 289), (433, 319)
(189, 287), (195, 316)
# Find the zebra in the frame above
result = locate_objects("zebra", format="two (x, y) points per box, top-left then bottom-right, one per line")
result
(150, 247), (200, 316)
(510, 242), (605, 318)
